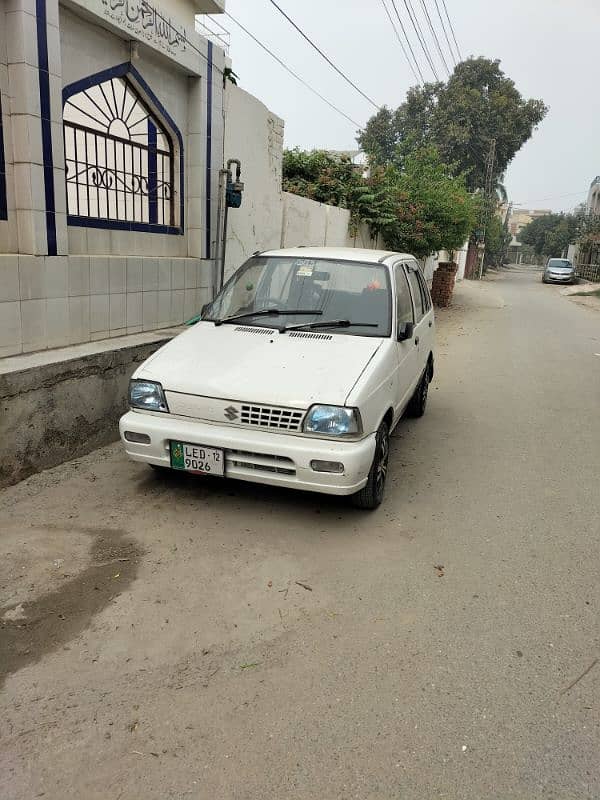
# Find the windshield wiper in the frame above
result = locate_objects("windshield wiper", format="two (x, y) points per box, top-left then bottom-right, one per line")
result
(212, 308), (322, 326)
(280, 319), (380, 333)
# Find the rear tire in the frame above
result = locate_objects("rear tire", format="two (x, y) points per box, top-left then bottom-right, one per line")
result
(407, 367), (430, 418)
(352, 421), (390, 510)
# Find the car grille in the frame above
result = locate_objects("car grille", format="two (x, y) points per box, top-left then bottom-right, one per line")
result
(226, 450), (296, 475)
(241, 404), (304, 431)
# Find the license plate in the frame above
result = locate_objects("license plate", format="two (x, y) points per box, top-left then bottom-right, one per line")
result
(170, 441), (224, 476)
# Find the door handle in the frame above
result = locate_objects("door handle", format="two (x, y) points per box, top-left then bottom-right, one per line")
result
(414, 336), (419, 346)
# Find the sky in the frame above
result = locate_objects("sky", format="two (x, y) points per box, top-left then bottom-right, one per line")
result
(220, 0), (600, 213)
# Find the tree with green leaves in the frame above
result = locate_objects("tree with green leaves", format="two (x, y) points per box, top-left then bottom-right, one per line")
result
(376, 147), (479, 259)
(518, 213), (581, 258)
(282, 149), (394, 235)
(282, 146), (478, 259)
(358, 58), (548, 192)
(484, 214), (512, 267)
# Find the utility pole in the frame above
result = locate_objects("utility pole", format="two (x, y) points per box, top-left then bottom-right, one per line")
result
(478, 138), (496, 279)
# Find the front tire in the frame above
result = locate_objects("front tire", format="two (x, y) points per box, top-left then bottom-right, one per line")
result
(352, 421), (390, 510)
(407, 367), (430, 418)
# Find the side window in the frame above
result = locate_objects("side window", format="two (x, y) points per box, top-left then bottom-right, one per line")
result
(415, 269), (432, 312)
(395, 264), (414, 327)
(406, 266), (424, 323)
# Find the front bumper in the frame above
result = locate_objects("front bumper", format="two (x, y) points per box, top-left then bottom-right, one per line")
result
(545, 273), (575, 283)
(119, 410), (376, 496)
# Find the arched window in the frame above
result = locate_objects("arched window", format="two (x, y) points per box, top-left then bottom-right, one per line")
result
(63, 72), (177, 230)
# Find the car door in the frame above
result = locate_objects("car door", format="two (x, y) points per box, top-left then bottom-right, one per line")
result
(404, 262), (429, 378)
(394, 262), (419, 417)
(412, 262), (434, 361)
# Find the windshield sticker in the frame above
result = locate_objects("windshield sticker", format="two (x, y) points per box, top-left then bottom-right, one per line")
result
(296, 264), (315, 277)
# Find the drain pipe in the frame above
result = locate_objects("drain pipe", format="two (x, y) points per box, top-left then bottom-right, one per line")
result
(216, 159), (244, 293)
(214, 168), (229, 297)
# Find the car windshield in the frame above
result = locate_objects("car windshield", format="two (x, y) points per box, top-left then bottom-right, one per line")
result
(204, 256), (392, 337)
(548, 259), (571, 267)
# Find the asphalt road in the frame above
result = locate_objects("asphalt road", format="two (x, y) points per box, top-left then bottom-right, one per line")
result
(1, 269), (599, 799)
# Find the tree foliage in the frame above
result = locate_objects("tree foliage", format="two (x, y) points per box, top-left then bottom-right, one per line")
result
(484, 214), (511, 267)
(376, 148), (479, 258)
(282, 149), (393, 235)
(518, 213), (580, 258)
(282, 147), (478, 259)
(358, 58), (548, 191)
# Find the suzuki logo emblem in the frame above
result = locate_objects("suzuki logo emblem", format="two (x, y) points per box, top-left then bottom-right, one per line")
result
(224, 405), (239, 421)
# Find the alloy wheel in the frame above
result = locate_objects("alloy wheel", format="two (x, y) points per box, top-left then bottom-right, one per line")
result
(375, 433), (389, 497)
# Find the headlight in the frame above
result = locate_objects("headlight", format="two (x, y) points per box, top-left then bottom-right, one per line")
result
(129, 379), (169, 412)
(303, 405), (361, 437)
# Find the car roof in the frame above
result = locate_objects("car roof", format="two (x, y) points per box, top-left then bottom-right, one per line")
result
(259, 246), (415, 264)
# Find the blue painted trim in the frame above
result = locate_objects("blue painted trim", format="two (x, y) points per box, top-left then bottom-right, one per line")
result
(67, 215), (180, 235)
(62, 62), (184, 235)
(147, 120), (158, 225)
(205, 41), (213, 258)
(0, 93), (7, 221)
(36, 0), (57, 254)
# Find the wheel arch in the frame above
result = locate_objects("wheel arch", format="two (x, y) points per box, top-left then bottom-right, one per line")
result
(427, 351), (434, 381)
(382, 406), (394, 432)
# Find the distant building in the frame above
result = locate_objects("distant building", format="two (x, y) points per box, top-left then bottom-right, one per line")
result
(326, 150), (368, 167)
(508, 208), (552, 239)
(586, 176), (600, 215)
(504, 208), (551, 264)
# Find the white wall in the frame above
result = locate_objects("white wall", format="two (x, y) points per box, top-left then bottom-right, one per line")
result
(223, 84), (283, 278)
(223, 85), (383, 278)
(280, 192), (328, 248)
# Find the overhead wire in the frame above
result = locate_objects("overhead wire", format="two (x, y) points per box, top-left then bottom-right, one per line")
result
(417, 0), (451, 76)
(266, 0), (380, 110)
(225, 11), (364, 129)
(432, 0), (458, 67)
(526, 190), (590, 202)
(440, 0), (463, 62)
(379, 0), (423, 84)
(389, 0), (433, 82)
(399, 0), (440, 80)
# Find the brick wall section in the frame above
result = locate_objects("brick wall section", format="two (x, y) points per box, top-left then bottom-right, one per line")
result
(431, 261), (458, 307)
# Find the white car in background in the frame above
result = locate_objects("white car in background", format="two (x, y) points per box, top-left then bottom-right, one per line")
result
(120, 247), (435, 509)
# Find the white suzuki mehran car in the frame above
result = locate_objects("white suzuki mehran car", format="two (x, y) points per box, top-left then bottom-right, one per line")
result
(120, 247), (435, 508)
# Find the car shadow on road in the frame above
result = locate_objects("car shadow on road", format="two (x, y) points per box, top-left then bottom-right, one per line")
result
(135, 466), (356, 516)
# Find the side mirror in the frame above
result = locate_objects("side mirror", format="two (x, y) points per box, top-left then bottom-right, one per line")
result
(398, 321), (414, 341)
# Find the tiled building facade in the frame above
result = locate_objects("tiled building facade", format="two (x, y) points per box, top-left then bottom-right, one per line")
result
(0, 0), (226, 357)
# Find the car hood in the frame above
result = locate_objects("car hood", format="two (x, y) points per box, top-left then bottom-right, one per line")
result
(547, 266), (573, 273)
(136, 322), (383, 408)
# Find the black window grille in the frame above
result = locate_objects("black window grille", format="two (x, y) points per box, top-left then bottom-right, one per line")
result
(0, 93), (7, 221)
(63, 76), (174, 227)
